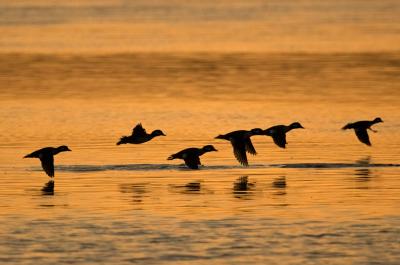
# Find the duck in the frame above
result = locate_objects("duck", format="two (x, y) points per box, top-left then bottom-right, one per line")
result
(215, 128), (263, 166)
(167, 145), (217, 169)
(342, 117), (383, 146)
(23, 145), (71, 177)
(263, 122), (304, 148)
(117, 123), (165, 145)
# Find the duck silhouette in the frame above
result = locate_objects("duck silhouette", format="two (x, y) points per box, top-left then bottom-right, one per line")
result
(264, 122), (304, 148)
(167, 145), (217, 169)
(24, 145), (71, 177)
(215, 128), (263, 166)
(342, 117), (383, 146)
(117, 123), (165, 145)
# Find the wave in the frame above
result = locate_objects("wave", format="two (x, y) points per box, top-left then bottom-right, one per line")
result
(42, 162), (400, 172)
(271, 163), (400, 169)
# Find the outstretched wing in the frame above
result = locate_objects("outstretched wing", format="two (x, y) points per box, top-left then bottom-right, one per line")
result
(132, 123), (147, 137)
(231, 139), (248, 166)
(40, 154), (54, 177)
(271, 132), (287, 148)
(24, 147), (49, 158)
(183, 155), (201, 169)
(245, 138), (257, 155)
(355, 128), (371, 146)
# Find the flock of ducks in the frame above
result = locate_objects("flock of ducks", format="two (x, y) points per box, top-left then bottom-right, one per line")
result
(24, 118), (384, 178)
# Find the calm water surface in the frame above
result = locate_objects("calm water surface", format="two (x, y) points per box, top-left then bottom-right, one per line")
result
(0, 52), (399, 264)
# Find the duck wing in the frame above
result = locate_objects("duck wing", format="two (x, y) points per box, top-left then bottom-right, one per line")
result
(24, 150), (40, 158)
(40, 153), (55, 177)
(245, 138), (257, 155)
(355, 128), (371, 146)
(231, 139), (248, 166)
(271, 132), (287, 148)
(24, 147), (50, 158)
(131, 123), (147, 137)
(183, 154), (201, 169)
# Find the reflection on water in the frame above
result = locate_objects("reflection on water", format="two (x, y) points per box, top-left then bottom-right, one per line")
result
(354, 157), (372, 181)
(233, 176), (255, 199)
(184, 182), (201, 192)
(41, 180), (54, 196)
(1, 52), (400, 103)
(169, 181), (202, 194)
(120, 183), (148, 203)
(272, 176), (287, 196)
(356, 156), (371, 166)
(355, 167), (371, 177)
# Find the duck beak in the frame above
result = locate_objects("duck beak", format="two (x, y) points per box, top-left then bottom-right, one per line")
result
(161, 133), (166, 136)
(67, 148), (72, 151)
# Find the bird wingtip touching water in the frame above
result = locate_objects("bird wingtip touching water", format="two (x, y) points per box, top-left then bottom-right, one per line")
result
(167, 145), (217, 169)
(215, 129), (262, 166)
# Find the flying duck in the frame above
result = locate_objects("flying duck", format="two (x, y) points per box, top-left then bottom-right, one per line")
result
(215, 128), (263, 166)
(117, 123), (165, 145)
(24, 145), (71, 177)
(167, 145), (217, 169)
(342, 117), (383, 146)
(263, 122), (304, 148)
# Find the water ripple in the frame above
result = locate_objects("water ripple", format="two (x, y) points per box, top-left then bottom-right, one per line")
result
(27, 162), (400, 173)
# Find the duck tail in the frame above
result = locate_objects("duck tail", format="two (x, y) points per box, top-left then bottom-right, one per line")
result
(23, 153), (34, 158)
(342, 123), (352, 130)
(116, 136), (128, 145)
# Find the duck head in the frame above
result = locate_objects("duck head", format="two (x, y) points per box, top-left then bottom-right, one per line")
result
(215, 134), (228, 140)
(151, 130), (166, 137)
(202, 145), (218, 152)
(373, 117), (383, 123)
(249, 128), (264, 136)
(57, 145), (72, 152)
(289, 122), (304, 129)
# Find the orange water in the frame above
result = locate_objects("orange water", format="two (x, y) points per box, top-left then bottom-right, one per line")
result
(1, 1), (400, 264)
(0, 52), (399, 264)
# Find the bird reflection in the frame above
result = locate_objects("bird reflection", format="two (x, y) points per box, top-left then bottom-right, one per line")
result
(41, 180), (54, 196)
(169, 181), (202, 194)
(355, 168), (370, 176)
(272, 176), (286, 196)
(356, 156), (371, 166)
(120, 183), (148, 203)
(355, 156), (372, 181)
(233, 176), (255, 199)
(184, 182), (201, 192)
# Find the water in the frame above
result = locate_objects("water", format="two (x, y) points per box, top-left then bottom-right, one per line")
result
(0, 51), (399, 265)
(1, 1), (400, 264)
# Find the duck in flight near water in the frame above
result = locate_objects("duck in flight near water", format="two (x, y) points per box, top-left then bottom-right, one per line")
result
(168, 145), (217, 169)
(23, 145), (71, 177)
(215, 128), (264, 166)
(342, 117), (383, 146)
(117, 123), (165, 145)
(263, 122), (304, 148)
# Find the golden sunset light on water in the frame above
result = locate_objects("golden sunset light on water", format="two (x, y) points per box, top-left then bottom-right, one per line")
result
(0, 1), (399, 264)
